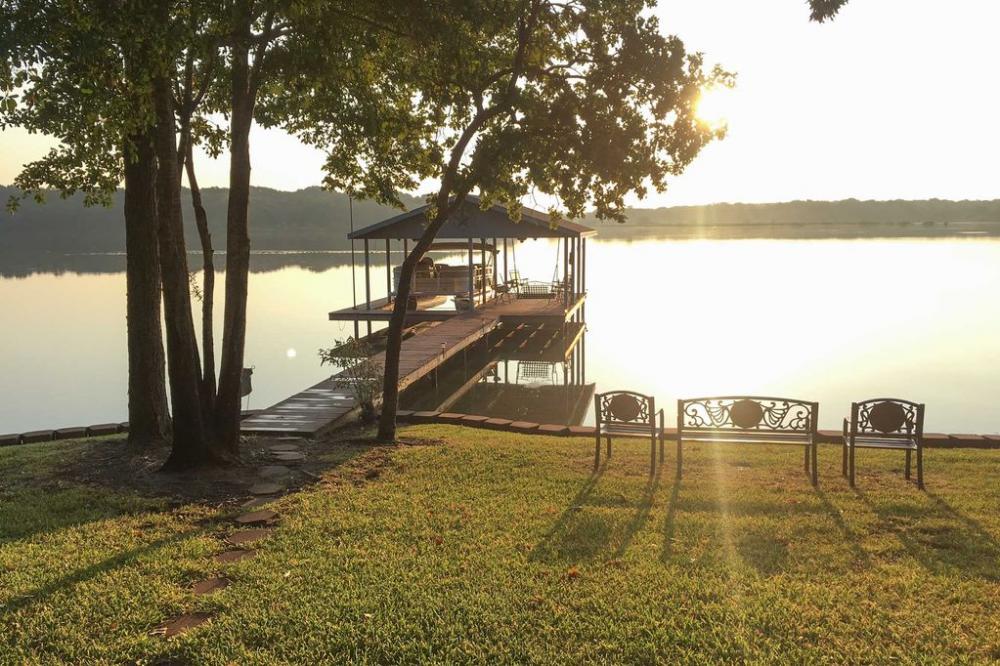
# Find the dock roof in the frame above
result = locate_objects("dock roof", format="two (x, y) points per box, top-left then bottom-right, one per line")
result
(348, 195), (596, 240)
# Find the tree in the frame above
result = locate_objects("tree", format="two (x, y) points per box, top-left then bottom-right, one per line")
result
(362, 0), (730, 440)
(808, 0), (850, 22)
(1, 0), (172, 447)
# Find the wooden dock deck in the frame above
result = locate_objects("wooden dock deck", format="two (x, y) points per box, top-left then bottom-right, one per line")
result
(242, 294), (585, 437)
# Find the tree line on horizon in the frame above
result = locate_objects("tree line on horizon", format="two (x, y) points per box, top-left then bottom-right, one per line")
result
(3, 185), (997, 254)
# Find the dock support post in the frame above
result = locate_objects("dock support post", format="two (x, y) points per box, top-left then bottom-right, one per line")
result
(385, 239), (392, 303)
(563, 237), (569, 307)
(480, 238), (487, 305)
(467, 237), (474, 309)
(503, 238), (508, 286)
(363, 239), (372, 337)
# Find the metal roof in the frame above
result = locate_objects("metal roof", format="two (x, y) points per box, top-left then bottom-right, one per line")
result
(348, 195), (596, 240)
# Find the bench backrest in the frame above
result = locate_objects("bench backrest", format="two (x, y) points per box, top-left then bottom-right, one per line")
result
(849, 398), (924, 440)
(678, 396), (818, 435)
(595, 391), (655, 428)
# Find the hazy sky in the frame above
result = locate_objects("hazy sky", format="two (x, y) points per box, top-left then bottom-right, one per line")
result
(1, 0), (997, 207)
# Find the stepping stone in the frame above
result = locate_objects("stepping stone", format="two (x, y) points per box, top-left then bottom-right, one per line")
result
(241, 497), (274, 510)
(214, 549), (255, 564)
(152, 612), (211, 637)
(249, 482), (283, 495)
(192, 577), (230, 595)
(228, 529), (272, 546)
(270, 443), (301, 453)
(258, 465), (291, 479)
(235, 509), (279, 525)
(271, 451), (305, 463)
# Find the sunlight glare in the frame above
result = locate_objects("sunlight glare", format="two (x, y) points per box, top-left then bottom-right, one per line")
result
(695, 86), (734, 129)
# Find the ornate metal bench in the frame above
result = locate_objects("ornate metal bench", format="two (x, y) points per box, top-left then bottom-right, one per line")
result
(677, 396), (819, 485)
(594, 391), (666, 475)
(843, 398), (925, 489)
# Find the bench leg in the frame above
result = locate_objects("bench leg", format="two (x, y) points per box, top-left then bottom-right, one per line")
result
(804, 445), (810, 473)
(676, 439), (683, 478)
(812, 442), (818, 486)
(606, 435), (611, 458)
(849, 445), (856, 488)
(659, 433), (664, 464)
(916, 447), (924, 490)
(594, 430), (601, 470)
(842, 442), (848, 477)
(905, 450), (911, 480)
(650, 436), (655, 476)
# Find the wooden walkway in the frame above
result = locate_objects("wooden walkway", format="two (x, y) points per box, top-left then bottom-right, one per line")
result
(241, 309), (501, 437)
(242, 294), (585, 437)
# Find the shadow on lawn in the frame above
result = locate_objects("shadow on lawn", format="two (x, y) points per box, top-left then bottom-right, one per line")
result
(531, 462), (663, 563)
(659, 473), (872, 574)
(0, 432), (380, 546)
(0, 522), (213, 621)
(854, 487), (1000, 580)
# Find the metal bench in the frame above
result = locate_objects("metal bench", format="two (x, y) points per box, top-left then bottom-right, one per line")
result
(843, 398), (925, 489)
(677, 396), (819, 485)
(594, 391), (666, 475)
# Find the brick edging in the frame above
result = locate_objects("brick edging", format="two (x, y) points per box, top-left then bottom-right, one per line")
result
(395, 411), (1000, 449)
(0, 410), (264, 448)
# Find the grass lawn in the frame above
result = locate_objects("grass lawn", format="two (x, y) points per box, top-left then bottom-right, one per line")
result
(2, 426), (998, 664)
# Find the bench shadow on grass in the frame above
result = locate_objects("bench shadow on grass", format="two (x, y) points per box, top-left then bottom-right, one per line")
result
(854, 486), (1000, 580)
(659, 468), (872, 575)
(530, 461), (663, 563)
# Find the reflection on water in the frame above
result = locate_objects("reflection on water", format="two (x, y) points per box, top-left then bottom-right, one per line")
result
(1, 238), (999, 434)
(399, 322), (592, 424)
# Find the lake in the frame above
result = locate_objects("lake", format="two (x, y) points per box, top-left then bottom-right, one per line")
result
(2, 237), (999, 434)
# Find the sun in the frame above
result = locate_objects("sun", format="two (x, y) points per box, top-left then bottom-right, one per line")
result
(695, 86), (735, 129)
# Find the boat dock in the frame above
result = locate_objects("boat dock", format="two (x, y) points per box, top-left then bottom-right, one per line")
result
(240, 293), (586, 437)
(241, 196), (593, 438)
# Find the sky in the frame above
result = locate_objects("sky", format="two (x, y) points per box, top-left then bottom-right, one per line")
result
(1, 0), (998, 207)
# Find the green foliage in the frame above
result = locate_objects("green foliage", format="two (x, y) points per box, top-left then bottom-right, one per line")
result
(319, 336), (384, 421)
(292, 1), (732, 223)
(808, 0), (851, 22)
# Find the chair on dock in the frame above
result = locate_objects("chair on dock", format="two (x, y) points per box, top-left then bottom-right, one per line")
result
(594, 391), (665, 475)
(843, 398), (925, 489)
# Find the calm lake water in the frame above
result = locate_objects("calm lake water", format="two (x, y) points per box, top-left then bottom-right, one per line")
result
(2, 237), (999, 434)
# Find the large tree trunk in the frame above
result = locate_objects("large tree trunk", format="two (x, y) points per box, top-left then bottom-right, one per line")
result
(185, 143), (217, 413)
(214, 44), (254, 457)
(151, 73), (211, 470)
(122, 130), (170, 446)
(377, 191), (467, 441)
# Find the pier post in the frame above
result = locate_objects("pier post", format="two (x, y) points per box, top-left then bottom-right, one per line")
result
(385, 239), (392, 303)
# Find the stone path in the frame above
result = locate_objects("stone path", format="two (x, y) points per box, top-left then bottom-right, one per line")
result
(152, 441), (306, 639)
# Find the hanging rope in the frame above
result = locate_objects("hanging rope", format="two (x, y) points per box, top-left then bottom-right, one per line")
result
(551, 237), (562, 284)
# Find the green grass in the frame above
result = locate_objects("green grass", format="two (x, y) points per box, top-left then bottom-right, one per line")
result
(2, 428), (999, 664)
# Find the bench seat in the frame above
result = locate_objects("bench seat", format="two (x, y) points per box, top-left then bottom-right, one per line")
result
(677, 396), (819, 485)
(680, 431), (812, 446)
(599, 423), (665, 438)
(847, 436), (917, 450)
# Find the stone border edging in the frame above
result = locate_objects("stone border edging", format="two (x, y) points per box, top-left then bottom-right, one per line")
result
(0, 411), (264, 448)
(395, 411), (1000, 449)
